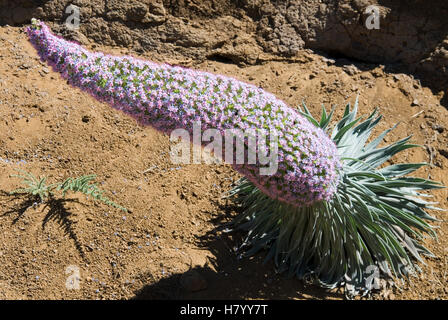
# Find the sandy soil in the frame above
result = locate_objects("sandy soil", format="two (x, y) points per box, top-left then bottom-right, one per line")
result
(0, 24), (447, 300)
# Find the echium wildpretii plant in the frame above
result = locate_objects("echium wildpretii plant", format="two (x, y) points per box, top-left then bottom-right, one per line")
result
(27, 19), (444, 296)
(26, 19), (340, 207)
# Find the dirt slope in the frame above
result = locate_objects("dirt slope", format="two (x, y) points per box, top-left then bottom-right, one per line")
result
(0, 22), (447, 299)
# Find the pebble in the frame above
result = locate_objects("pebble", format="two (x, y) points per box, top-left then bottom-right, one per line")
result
(431, 124), (444, 133)
(342, 64), (360, 76)
(19, 63), (31, 69)
(322, 57), (335, 64)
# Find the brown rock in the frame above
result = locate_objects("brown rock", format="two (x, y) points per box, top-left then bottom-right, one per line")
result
(12, 7), (31, 24)
(180, 270), (207, 292)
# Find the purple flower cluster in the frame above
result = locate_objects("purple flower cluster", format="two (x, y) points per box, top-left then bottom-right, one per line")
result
(27, 21), (341, 207)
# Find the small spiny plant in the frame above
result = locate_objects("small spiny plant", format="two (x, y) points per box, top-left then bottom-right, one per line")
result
(9, 169), (127, 212)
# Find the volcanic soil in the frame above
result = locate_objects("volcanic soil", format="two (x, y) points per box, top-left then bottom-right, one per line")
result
(0, 24), (447, 300)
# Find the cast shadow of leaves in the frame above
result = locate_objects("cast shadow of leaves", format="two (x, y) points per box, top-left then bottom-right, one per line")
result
(132, 198), (344, 300)
(0, 190), (86, 259)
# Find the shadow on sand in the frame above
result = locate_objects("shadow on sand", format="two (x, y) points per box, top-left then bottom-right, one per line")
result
(0, 190), (87, 259)
(132, 200), (345, 300)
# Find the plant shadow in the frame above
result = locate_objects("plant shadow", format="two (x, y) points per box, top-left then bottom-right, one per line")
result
(0, 190), (87, 260)
(132, 199), (345, 300)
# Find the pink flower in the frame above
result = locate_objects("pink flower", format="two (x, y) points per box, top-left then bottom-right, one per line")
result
(27, 21), (342, 207)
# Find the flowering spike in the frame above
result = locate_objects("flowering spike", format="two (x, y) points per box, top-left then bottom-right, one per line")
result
(26, 20), (341, 208)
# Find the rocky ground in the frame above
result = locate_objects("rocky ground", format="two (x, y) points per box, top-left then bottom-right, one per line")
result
(2, 1), (447, 103)
(0, 1), (447, 300)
